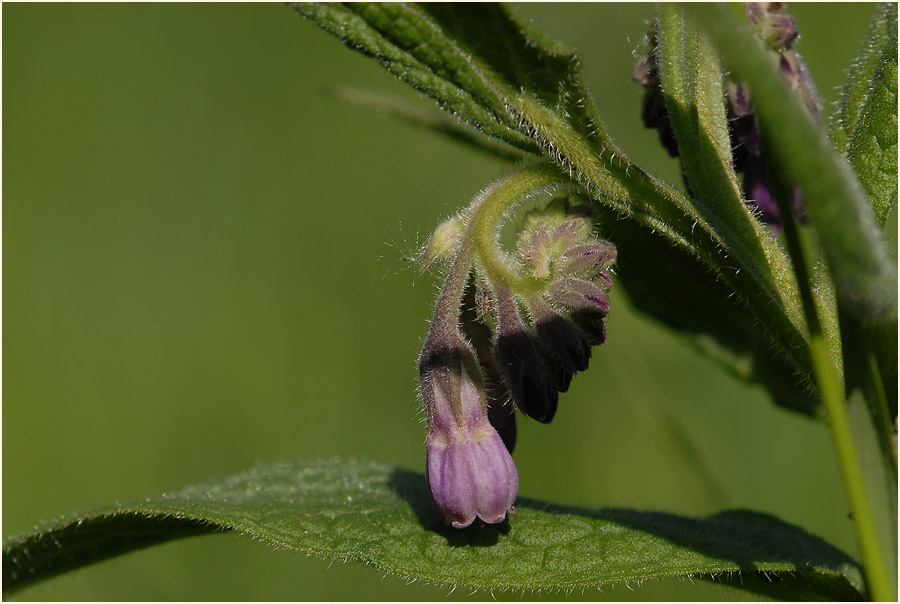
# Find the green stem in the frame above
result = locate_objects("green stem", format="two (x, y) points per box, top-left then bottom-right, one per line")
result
(464, 162), (571, 295)
(775, 177), (893, 601)
(428, 161), (571, 340)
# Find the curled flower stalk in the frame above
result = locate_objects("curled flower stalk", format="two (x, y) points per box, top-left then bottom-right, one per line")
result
(418, 162), (617, 527)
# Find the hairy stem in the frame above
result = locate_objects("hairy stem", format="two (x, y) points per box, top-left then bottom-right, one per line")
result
(465, 162), (572, 295)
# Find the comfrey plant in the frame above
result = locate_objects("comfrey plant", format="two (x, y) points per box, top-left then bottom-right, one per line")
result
(3, 3), (896, 601)
(418, 175), (616, 527)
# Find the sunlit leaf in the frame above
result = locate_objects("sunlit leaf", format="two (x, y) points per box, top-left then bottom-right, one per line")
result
(3, 458), (864, 600)
(831, 2), (898, 228)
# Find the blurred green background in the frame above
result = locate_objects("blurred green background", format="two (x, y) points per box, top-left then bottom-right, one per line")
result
(3, 3), (878, 601)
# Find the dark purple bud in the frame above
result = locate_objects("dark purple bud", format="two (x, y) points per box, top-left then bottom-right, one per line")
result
(531, 300), (592, 374)
(573, 310), (608, 347)
(535, 321), (590, 396)
(741, 153), (808, 232)
(494, 328), (557, 424)
(492, 288), (556, 423)
(486, 397), (517, 455)
(742, 156), (782, 230)
(737, 115), (762, 158)
(547, 278), (610, 347)
(641, 88), (680, 158)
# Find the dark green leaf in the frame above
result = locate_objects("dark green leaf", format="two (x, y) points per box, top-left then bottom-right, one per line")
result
(3, 458), (864, 600)
(831, 3), (898, 228)
(649, 6), (831, 411)
(290, 2), (575, 154)
(687, 4), (897, 331)
(655, 5), (749, 238)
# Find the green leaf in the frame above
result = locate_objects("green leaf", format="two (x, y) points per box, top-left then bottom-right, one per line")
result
(655, 4), (749, 239)
(289, 3), (557, 154)
(295, 2), (824, 416)
(648, 6), (830, 411)
(831, 3), (898, 228)
(3, 458), (865, 600)
(687, 4), (897, 331)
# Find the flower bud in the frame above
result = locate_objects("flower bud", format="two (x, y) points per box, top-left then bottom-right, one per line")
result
(520, 227), (553, 280)
(549, 218), (591, 254)
(419, 338), (518, 528)
(779, 50), (820, 124)
(727, 82), (754, 118)
(426, 424), (518, 528)
(460, 291), (516, 454)
(572, 309), (608, 346)
(746, 2), (798, 51)
(560, 242), (617, 279)
(547, 277), (611, 316)
(421, 216), (464, 270)
(492, 288), (557, 423)
(494, 327), (557, 424)
(529, 297), (591, 376)
(535, 313), (591, 374)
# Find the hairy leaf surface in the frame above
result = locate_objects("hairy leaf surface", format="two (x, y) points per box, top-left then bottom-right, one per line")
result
(831, 2), (898, 228)
(3, 459), (864, 600)
(688, 4), (897, 331)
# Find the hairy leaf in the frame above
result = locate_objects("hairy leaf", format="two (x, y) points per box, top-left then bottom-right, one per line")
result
(3, 458), (864, 600)
(294, 2), (825, 416)
(831, 3), (898, 228)
(688, 4), (897, 333)
(655, 5), (748, 237)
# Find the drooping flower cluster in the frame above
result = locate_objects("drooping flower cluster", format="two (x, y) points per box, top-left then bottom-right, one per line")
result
(635, 2), (821, 231)
(419, 197), (616, 528)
